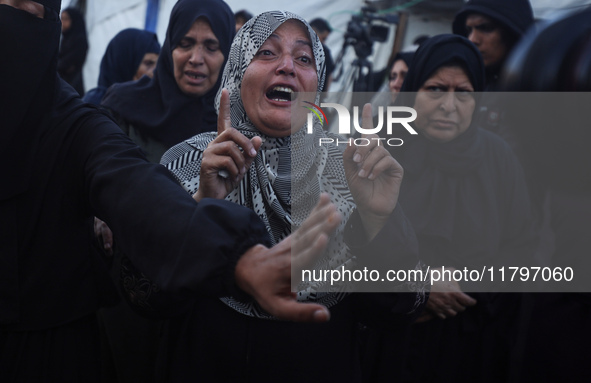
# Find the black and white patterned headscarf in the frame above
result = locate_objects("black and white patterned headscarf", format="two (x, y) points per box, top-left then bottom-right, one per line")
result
(162, 11), (356, 318)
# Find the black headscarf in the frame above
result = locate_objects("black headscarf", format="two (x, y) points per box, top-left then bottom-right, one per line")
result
(0, 0), (62, 201)
(57, 7), (88, 95)
(392, 34), (534, 268)
(391, 51), (415, 71)
(102, 0), (235, 148)
(83, 28), (161, 106)
(399, 35), (484, 93)
(394, 34), (485, 176)
(100, 28), (160, 89)
(452, 0), (534, 40)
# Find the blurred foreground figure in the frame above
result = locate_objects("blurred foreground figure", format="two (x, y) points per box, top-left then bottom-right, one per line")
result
(0, 2), (337, 381)
(500, 6), (591, 382)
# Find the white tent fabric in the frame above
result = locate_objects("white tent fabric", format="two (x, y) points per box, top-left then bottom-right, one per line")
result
(82, 0), (147, 92)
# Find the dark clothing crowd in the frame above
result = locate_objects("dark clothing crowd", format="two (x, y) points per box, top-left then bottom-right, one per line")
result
(1, 0), (590, 382)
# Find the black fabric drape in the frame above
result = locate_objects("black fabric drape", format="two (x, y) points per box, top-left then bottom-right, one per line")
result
(0, 3), (61, 202)
(1, 2), (270, 380)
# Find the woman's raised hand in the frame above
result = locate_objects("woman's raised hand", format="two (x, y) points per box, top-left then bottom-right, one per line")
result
(235, 193), (341, 322)
(193, 89), (263, 201)
(343, 103), (404, 240)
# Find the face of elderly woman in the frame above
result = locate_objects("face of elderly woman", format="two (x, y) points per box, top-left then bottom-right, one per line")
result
(412, 66), (475, 143)
(172, 17), (225, 97)
(241, 20), (318, 137)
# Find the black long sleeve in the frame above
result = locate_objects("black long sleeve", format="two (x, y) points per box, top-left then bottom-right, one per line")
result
(0, 101), (270, 331)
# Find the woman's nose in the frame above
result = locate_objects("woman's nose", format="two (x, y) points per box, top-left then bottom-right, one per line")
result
(189, 47), (204, 65)
(439, 92), (457, 112)
(276, 55), (295, 76)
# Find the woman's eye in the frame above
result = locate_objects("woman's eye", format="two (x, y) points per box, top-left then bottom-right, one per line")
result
(423, 86), (445, 99)
(206, 44), (219, 53)
(257, 49), (273, 56)
(455, 90), (474, 101)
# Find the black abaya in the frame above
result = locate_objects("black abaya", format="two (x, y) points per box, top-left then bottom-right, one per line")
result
(367, 35), (537, 383)
(0, 2), (269, 381)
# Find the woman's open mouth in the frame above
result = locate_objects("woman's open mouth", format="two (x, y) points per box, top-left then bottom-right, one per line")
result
(185, 71), (206, 84)
(266, 86), (294, 102)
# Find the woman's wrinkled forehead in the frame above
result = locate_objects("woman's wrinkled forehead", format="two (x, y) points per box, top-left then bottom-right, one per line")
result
(171, 15), (209, 48)
(265, 19), (312, 45)
(215, 10), (326, 116)
(238, 12), (323, 75)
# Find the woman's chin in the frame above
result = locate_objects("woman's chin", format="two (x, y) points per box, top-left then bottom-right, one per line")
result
(423, 130), (457, 143)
